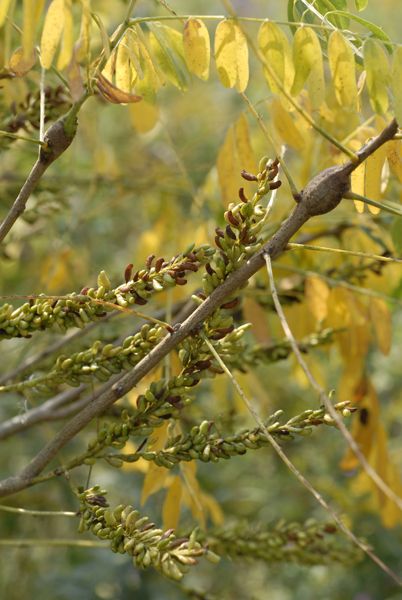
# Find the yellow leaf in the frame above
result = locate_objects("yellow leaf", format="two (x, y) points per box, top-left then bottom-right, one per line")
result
(369, 297), (392, 355)
(57, 0), (73, 70)
(291, 26), (325, 109)
(234, 113), (257, 174)
(0, 0), (13, 27)
(199, 491), (224, 526)
(214, 20), (249, 93)
(216, 125), (238, 205)
(96, 73), (142, 104)
(340, 376), (379, 471)
(180, 461), (205, 528)
(270, 98), (304, 150)
(386, 140), (402, 183)
(76, 0), (91, 63)
(328, 31), (358, 109)
(363, 39), (390, 114)
(115, 35), (132, 94)
(40, 0), (65, 69)
(134, 33), (161, 104)
(162, 476), (182, 530)
(129, 100), (159, 133)
(183, 18), (210, 81)
(391, 46), (402, 127)
(243, 298), (271, 344)
(141, 423), (170, 505)
(22, 0), (37, 59)
(258, 21), (294, 107)
(351, 162), (365, 213)
(8, 46), (36, 77)
(364, 145), (388, 214)
(305, 275), (329, 322)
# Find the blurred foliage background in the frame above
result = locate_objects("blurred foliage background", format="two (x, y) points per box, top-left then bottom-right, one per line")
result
(0, 1), (402, 599)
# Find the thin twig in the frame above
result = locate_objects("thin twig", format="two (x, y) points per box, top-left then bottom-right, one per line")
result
(0, 504), (76, 517)
(202, 334), (402, 586)
(264, 253), (402, 518)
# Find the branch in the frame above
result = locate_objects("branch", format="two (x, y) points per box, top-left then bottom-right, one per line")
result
(0, 98), (86, 244)
(0, 120), (397, 499)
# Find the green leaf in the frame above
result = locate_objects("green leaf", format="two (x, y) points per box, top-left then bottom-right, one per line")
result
(325, 11), (392, 51)
(148, 22), (188, 90)
(354, 0), (368, 10)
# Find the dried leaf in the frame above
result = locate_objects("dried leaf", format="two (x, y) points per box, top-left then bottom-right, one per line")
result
(40, 0), (65, 69)
(162, 476), (182, 530)
(183, 18), (210, 81)
(214, 19), (249, 93)
(328, 30), (358, 109)
(66, 53), (84, 101)
(363, 39), (390, 114)
(9, 46), (36, 77)
(96, 73), (141, 104)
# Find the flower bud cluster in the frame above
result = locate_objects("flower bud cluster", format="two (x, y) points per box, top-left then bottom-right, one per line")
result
(77, 487), (219, 581)
(203, 518), (362, 566)
(0, 244), (214, 340)
(0, 323), (165, 394)
(108, 402), (353, 469)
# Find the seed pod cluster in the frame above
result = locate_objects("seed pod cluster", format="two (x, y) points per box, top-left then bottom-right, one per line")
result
(0, 323), (165, 395)
(106, 402), (353, 469)
(202, 518), (362, 566)
(77, 487), (219, 581)
(0, 244), (214, 340)
(85, 374), (199, 458)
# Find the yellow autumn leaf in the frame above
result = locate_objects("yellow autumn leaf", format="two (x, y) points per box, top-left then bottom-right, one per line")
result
(258, 21), (294, 108)
(369, 297), (392, 355)
(270, 98), (304, 150)
(162, 476), (183, 530)
(391, 46), (402, 127)
(129, 101), (159, 133)
(364, 145), (388, 214)
(305, 275), (329, 322)
(381, 463), (402, 528)
(216, 125), (238, 205)
(40, 0), (65, 69)
(141, 423), (170, 505)
(234, 113), (257, 174)
(291, 27), (325, 109)
(183, 18), (210, 81)
(363, 39), (390, 114)
(386, 140), (402, 183)
(0, 0), (13, 27)
(75, 0), (91, 62)
(57, 0), (73, 70)
(115, 35), (132, 94)
(214, 20), (249, 93)
(243, 297), (271, 344)
(328, 31), (358, 109)
(351, 161), (366, 213)
(22, 0), (36, 59)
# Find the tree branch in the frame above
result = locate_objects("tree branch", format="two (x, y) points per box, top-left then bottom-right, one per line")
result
(0, 119), (397, 498)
